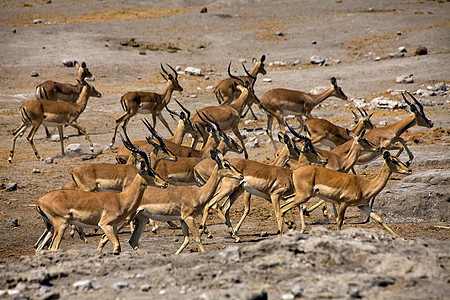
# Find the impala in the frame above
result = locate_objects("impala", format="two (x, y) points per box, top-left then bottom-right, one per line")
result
(34, 134), (168, 254)
(331, 91), (433, 167)
(36, 61), (93, 137)
(190, 63), (260, 159)
(9, 80), (101, 162)
(303, 108), (374, 148)
(164, 98), (198, 144)
(110, 63), (183, 147)
(99, 150), (244, 255)
(259, 77), (348, 142)
(278, 151), (412, 239)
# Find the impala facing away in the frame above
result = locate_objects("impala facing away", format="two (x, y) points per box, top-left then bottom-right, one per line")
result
(331, 91), (433, 167)
(278, 151), (412, 239)
(9, 80), (101, 163)
(190, 63), (260, 159)
(35, 134), (168, 254)
(99, 149), (244, 255)
(110, 63), (183, 147)
(259, 77), (348, 142)
(303, 108), (374, 149)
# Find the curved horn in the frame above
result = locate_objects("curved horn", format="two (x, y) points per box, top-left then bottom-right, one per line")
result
(362, 108), (369, 117)
(174, 98), (190, 119)
(142, 118), (167, 152)
(164, 101), (181, 118)
(227, 62), (244, 84)
(401, 91), (414, 110)
(285, 122), (310, 142)
(356, 107), (365, 117)
(406, 91), (424, 113)
(197, 111), (217, 132)
(119, 132), (153, 174)
(202, 111), (222, 132)
(352, 110), (359, 119)
(160, 63), (170, 76)
(242, 63), (256, 82)
(166, 63), (178, 80)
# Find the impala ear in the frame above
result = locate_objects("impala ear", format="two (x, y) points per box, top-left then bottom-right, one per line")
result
(330, 77), (337, 87)
(81, 62), (86, 68)
(74, 61), (80, 68)
(261, 54), (266, 62)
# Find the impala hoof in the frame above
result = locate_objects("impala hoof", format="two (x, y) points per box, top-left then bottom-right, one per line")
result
(234, 237), (241, 243)
(113, 251), (120, 255)
(89, 147), (94, 152)
(8, 157), (12, 163)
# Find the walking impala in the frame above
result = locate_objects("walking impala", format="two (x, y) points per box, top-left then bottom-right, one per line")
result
(9, 80), (101, 162)
(34, 134), (168, 254)
(331, 91), (433, 167)
(110, 63), (183, 147)
(36, 61), (93, 137)
(278, 150), (412, 239)
(259, 77), (348, 142)
(190, 63), (260, 159)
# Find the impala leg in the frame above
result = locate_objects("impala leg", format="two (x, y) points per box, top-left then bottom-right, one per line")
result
(26, 124), (42, 160)
(232, 127), (248, 159)
(336, 203), (349, 230)
(266, 114), (275, 142)
(220, 187), (243, 239)
(271, 194), (282, 234)
(397, 137), (413, 166)
(57, 126), (65, 156)
(359, 205), (404, 240)
(69, 121), (94, 152)
(9, 123), (28, 163)
(182, 215), (205, 254)
(157, 113), (174, 136)
(175, 220), (190, 255)
(129, 214), (148, 250)
(49, 220), (69, 250)
(110, 113), (131, 147)
(43, 125), (52, 138)
(233, 191), (251, 236)
(101, 224), (121, 254)
(280, 195), (310, 235)
(35, 229), (53, 251)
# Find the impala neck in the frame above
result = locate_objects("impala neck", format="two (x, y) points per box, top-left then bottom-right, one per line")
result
(161, 81), (175, 106)
(384, 113), (416, 137)
(250, 63), (259, 78)
(200, 133), (219, 154)
(168, 119), (185, 144)
(350, 120), (365, 135)
(198, 164), (222, 205)
(310, 85), (335, 107)
(119, 171), (148, 215)
(340, 140), (362, 173)
(231, 88), (249, 114)
(362, 162), (392, 199)
(74, 86), (90, 112)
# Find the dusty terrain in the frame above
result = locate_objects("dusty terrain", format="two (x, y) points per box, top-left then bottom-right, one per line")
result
(0, 0), (449, 299)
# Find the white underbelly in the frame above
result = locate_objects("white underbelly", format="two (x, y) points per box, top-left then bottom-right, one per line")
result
(42, 121), (63, 127)
(137, 108), (152, 114)
(69, 221), (100, 229)
(283, 109), (303, 116)
(316, 194), (339, 205)
(242, 183), (270, 200)
(140, 211), (182, 222)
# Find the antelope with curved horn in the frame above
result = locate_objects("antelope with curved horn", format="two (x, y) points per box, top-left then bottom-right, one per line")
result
(190, 63), (260, 159)
(303, 108), (374, 148)
(34, 133), (168, 254)
(278, 150), (412, 239)
(110, 63), (183, 147)
(259, 77), (348, 143)
(331, 91), (433, 167)
(9, 81), (101, 162)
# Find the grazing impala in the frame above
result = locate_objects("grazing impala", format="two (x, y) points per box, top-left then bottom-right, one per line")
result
(98, 150), (244, 255)
(34, 134), (168, 254)
(331, 91), (433, 167)
(259, 77), (348, 142)
(9, 80), (101, 162)
(190, 63), (260, 159)
(278, 151), (412, 239)
(303, 108), (374, 148)
(36, 61), (93, 137)
(110, 63), (183, 147)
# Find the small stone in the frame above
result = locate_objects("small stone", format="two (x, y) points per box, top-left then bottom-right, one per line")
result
(184, 67), (202, 76)
(33, 19), (44, 24)
(6, 182), (18, 191)
(206, 85), (214, 89)
(73, 279), (93, 291)
(62, 60), (74, 67)
(291, 284), (304, 297)
(262, 78), (272, 83)
(140, 284), (151, 292)
(396, 74), (414, 84)
(375, 56), (381, 61)
(239, 58), (247, 63)
(415, 46), (428, 55)
(139, 50), (146, 55)
(397, 31), (403, 35)
(50, 134), (60, 142)
(310, 55), (325, 65)
(113, 281), (129, 290)
(6, 219), (19, 228)
(282, 293), (295, 300)
(32, 169), (41, 174)
(31, 71), (39, 77)
(291, 59), (301, 66)
(45, 157), (54, 164)
(260, 231), (268, 237)
(311, 40), (317, 44)
(200, 7), (207, 13)
(12, 29), (16, 33)
(66, 143), (82, 154)
(190, 94), (197, 98)
(398, 46), (407, 53)
(275, 31), (284, 36)
(175, 66), (182, 71)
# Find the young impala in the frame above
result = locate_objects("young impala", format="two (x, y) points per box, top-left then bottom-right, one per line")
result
(9, 80), (101, 162)
(110, 63), (183, 147)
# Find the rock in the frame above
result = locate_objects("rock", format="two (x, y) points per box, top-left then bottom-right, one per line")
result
(290, 59), (301, 66)
(291, 284), (304, 297)
(398, 46), (407, 53)
(28, 269), (50, 284)
(190, 94), (197, 98)
(396, 74), (414, 84)
(389, 52), (405, 58)
(12, 29), (16, 33)
(50, 134), (60, 142)
(139, 50), (146, 55)
(375, 56), (381, 61)
(200, 7), (207, 13)
(397, 31), (403, 35)
(370, 96), (406, 110)
(65, 143), (82, 154)
(260, 231), (268, 237)
(415, 46), (428, 55)
(32, 169), (40, 173)
(239, 58), (247, 63)
(33, 19), (44, 24)
(31, 71), (39, 77)
(281, 293), (295, 300)
(310, 55), (325, 65)
(140, 284), (152, 292)
(352, 97), (369, 108)
(184, 67), (202, 76)
(219, 246), (241, 263)
(73, 279), (93, 291)
(245, 137), (260, 148)
(206, 85), (214, 89)
(262, 78), (272, 83)
(275, 31), (284, 36)
(6, 218), (19, 228)
(6, 182), (18, 191)
(311, 40), (317, 44)
(112, 281), (129, 290)
(45, 157), (54, 164)
(429, 82), (447, 91)
(62, 60), (75, 67)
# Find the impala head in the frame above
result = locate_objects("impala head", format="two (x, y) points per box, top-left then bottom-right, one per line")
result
(252, 54), (267, 76)
(274, 133), (300, 167)
(330, 77), (348, 100)
(200, 111), (243, 154)
(161, 63), (183, 92)
(285, 122), (328, 166)
(382, 150), (412, 175)
(142, 118), (177, 163)
(75, 61), (92, 81)
(228, 62), (260, 105)
(352, 107), (374, 130)
(120, 132), (168, 189)
(402, 91), (433, 128)
(210, 150), (244, 181)
(165, 99), (197, 136)
(351, 129), (379, 152)
(78, 80), (102, 98)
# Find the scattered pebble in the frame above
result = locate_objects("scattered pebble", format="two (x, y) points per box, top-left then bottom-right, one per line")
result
(415, 46), (428, 55)
(396, 74), (414, 84)
(310, 55), (325, 65)
(32, 169), (40, 174)
(33, 19), (44, 24)
(6, 182), (18, 191)
(31, 71), (39, 77)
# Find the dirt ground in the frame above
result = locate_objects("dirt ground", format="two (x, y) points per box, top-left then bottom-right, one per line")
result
(0, 0), (449, 299)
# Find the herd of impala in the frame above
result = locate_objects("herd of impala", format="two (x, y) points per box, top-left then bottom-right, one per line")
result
(8, 55), (434, 255)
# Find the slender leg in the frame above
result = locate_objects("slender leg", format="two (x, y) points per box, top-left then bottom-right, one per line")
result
(175, 220), (190, 255)
(266, 114), (275, 142)
(157, 113), (174, 136)
(233, 191), (251, 235)
(26, 124), (42, 160)
(128, 214), (148, 250)
(359, 205), (404, 240)
(49, 221), (69, 250)
(9, 123), (28, 162)
(397, 137), (413, 166)
(57, 126), (65, 155)
(69, 122), (94, 152)
(336, 203), (349, 230)
(181, 216), (205, 254)
(110, 113), (131, 147)
(101, 224), (121, 254)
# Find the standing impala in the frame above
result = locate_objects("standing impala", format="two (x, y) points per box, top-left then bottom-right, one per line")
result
(259, 77), (348, 142)
(331, 91), (433, 167)
(303, 108), (374, 148)
(110, 63), (183, 147)
(190, 63), (260, 159)
(36, 61), (93, 137)
(34, 135), (168, 254)
(9, 80), (101, 162)
(278, 151), (412, 239)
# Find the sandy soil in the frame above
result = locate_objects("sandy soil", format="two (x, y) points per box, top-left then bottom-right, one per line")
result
(0, 0), (449, 299)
